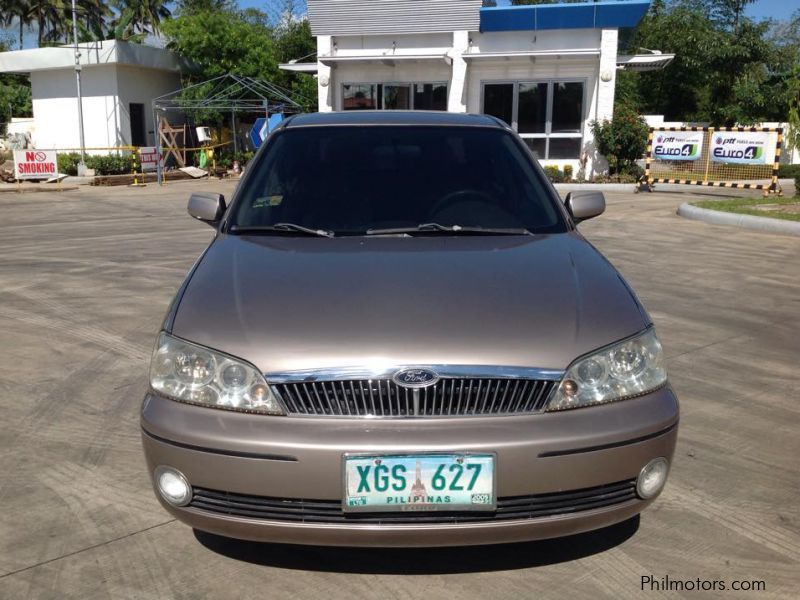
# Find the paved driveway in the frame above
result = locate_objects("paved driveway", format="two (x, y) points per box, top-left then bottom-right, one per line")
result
(0, 183), (797, 599)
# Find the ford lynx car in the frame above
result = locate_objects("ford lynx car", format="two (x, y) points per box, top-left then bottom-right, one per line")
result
(141, 112), (678, 547)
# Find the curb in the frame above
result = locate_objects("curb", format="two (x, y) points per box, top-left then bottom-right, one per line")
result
(555, 183), (637, 192)
(0, 185), (79, 194)
(677, 202), (800, 237)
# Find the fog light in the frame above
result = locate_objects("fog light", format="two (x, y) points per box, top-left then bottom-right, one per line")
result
(636, 457), (669, 499)
(155, 466), (191, 507)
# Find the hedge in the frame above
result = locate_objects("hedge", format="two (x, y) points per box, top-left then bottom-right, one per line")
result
(57, 152), (136, 176)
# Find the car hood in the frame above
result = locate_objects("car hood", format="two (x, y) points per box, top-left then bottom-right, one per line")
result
(171, 233), (649, 374)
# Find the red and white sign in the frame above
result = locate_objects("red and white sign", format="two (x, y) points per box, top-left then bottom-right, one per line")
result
(13, 150), (58, 179)
(139, 147), (159, 172)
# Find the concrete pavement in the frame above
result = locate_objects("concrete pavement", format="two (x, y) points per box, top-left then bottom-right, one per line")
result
(0, 182), (798, 598)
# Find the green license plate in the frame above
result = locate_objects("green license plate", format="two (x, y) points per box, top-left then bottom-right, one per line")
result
(343, 453), (496, 513)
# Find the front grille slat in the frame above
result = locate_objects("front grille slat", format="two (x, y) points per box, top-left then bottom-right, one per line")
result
(274, 376), (556, 418)
(189, 479), (637, 524)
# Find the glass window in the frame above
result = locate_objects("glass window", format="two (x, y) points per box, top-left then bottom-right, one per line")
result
(523, 138), (547, 160)
(483, 81), (584, 160)
(483, 84), (514, 128)
(383, 85), (411, 110)
(551, 82), (583, 133)
(548, 138), (582, 159)
(232, 127), (566, 235)
(343, 84), (378, 110)
(517, 83), (547, 134)
(414, 83), (447, 111)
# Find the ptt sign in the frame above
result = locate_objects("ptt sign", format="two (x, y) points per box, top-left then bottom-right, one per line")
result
(710, 133), (770, 165)
(13, 150), (58, 179)
(652, 132), (703, 162)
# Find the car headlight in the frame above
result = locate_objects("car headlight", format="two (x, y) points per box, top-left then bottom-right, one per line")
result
(149, 332), (285, 415)
(547, 328), (667, 411)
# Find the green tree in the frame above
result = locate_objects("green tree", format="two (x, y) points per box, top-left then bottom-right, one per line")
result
(1, 0), (33, 49)
(710, 0), (756, 29)
(624, 0), (796, 125)
(162, 5), (317, 116)
(115, 0), (172, 37)
(27, 0), (65, 46)
(0, 37), (33, 130)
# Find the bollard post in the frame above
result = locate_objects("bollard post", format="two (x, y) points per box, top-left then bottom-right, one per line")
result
(130, 148), (146, 187)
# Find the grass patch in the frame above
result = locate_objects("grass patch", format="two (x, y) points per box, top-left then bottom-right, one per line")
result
(692, 196), (800, 222)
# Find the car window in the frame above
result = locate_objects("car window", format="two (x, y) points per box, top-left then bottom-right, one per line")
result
(231, 126), (566, 234)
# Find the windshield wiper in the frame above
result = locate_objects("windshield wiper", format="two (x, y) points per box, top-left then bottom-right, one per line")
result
(229, 223), (335, 238)
(365, 223), (533, 236)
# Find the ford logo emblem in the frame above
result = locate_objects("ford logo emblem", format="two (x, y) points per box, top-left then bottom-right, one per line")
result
(393, 368), (439, 388)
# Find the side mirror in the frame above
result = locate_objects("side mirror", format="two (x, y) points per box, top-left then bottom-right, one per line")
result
(188, 192), (226, 226)
(565, 191), (605, 223)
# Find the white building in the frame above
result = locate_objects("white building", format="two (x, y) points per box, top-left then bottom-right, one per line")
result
(0, 40), (186, 151)
(284, 0), (671, 177)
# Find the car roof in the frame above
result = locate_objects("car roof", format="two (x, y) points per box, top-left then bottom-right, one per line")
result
(283, 111), (506, 129)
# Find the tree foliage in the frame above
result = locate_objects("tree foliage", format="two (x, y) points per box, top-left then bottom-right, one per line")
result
(0, 37), (32, 129)
(624, 1), (798, 126)
(0, 0), (171, 47)
(161, 4), (316, 112)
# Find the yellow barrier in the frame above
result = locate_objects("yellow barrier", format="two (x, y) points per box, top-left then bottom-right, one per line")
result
(641, 127), (783, 197)
(23, 142), (239, 186)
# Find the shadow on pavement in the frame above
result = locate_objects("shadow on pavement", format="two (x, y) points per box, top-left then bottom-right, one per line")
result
(194, 515), (639, 574)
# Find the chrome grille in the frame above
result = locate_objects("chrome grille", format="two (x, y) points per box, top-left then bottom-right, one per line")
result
(189, 479), (638, 523)
(272, 378), (556, 417)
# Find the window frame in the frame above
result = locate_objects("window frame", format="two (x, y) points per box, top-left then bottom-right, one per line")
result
(341, 81), (449, 111)
(480, 79), (587, 160)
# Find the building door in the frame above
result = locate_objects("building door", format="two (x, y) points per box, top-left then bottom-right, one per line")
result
(129, 103), (146, 147)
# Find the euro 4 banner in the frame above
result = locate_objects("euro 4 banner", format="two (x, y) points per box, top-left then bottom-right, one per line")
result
(711, 132), (772, 165)
(652, 132), (703, 161)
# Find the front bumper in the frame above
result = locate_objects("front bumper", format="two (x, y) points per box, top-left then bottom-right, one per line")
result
(141, 386), (678, 547)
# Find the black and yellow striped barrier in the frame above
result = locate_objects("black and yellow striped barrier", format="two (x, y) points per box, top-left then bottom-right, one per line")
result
(640, 126), (783, 197)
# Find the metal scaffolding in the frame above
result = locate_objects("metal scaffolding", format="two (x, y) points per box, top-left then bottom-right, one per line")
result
(151, 74), (307, 183)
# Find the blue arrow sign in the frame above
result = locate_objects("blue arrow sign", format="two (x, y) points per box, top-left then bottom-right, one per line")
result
(249, 114), (285, 149)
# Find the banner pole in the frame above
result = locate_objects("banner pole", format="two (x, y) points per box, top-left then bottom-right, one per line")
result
(703, 127), (713, 184)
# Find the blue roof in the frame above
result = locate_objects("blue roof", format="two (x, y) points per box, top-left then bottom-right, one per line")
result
(480, 1), (651, 33)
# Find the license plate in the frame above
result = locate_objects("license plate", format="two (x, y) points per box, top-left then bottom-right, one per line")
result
(343, 453), (495, 512)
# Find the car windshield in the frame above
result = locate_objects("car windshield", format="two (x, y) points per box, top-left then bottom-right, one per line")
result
(230, 125), (566, 236)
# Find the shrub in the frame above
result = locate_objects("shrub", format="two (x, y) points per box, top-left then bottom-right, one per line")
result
(563, 164), (573, 181)
(56, 152), (135, 176)
(590, 105), (649, 176)
(543, 165), (566, 183)
(86, 154), (135, 175)
(57, 152), (82, 176)
(777, 164), (800, 179)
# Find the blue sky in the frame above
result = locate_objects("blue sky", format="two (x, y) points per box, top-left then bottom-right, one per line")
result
(237, 0), (797, 22)
(3, 0), (797, 50)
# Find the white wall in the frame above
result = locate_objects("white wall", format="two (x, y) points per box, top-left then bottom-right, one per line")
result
(334, 33), (453, 54)
(470, 29), (601, 54)
(115, 65), (181, 146)
(30, 65), (121, 151)
(316, 28), (620, 178)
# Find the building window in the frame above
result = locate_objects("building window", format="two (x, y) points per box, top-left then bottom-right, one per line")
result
(342, 83), (447, 111)
(413, 83), (447, 111)
(383, 84), (411, 109)
(481, 80), (585, 160)
(342, 84), (378, 110)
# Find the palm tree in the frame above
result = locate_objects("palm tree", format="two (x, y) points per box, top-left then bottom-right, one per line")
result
(115, 0), (172, 37)
(27, 0), (65, 46)
(1, 0), (34, 49)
